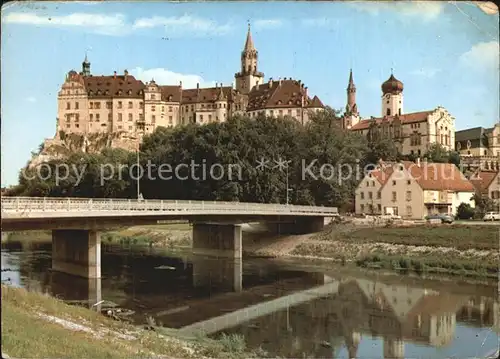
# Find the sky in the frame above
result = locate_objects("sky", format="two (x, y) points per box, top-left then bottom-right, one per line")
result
(1, 1), (499, 187)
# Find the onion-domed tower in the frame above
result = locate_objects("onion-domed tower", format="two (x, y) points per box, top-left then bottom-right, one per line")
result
(381, 71), (403, 117)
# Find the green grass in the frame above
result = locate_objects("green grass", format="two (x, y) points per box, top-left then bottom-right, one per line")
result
(354, 253), (499, 278)
(315, 225), (499, 251)
(1, 285), (266, 359)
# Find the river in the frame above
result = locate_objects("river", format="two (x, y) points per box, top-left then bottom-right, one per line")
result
(1, 239), (499, 359)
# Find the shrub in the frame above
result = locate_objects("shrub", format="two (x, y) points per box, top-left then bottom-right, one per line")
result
(456, 202), (474, 220)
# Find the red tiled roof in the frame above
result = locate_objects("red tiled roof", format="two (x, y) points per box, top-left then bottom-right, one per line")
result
(181, 86), (233, 104)
(83, 75), (145, 98)
(247, 79), (324, 111)
(470, 170), (498, 194)
(404, 161), (475, 192)
(159, 85), (181, 102)
(350, 110), (434, 130)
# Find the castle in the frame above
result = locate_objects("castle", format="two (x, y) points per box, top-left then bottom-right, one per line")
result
(54, 24), (458, 159)
(56, 25), (325, 142)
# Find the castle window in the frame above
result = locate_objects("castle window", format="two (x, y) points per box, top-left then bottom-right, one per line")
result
(152, 105), (156, 112)
(75, 124), (79, 128)
(279, 109), (283, 116)
(169, 106), (173, 112)
(208, 114), (212, 122)
(95, 102), (101, 109)
(139, 102), (143, 109)
(108, 113), (112, 122)
(96, 114), (100, 122)
(169, 116), (173, 124)
(386, 108), (391, 116)
(151, 94), (156, 100)
(75, 114), (79, 122)
(118, 113), (123, 122)
(75, 102), (79, 110)
(118, 101), (122, 109)
(89, 114), (93, 122)
(162, 106), (165, 112)
(398, 108), (401, 115)
(128, 113), (133, 122)
(128, 101), (133, 109)
(152, 115), (156, 123)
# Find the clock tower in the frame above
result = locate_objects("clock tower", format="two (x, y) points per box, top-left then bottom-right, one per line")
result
(381, 71), (404, 117)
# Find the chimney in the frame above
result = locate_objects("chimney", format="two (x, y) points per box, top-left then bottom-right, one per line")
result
(215, 82), (218, 89)
(179, 81), (182, 88)
(124, 69), (128, 79)
(196, 83), (199, 90)
(305, 86), (308, 96)
(298, 80), (301, 86)
(279, 77), (282, 86)
(220, 82), (223, 88)
(256, 83), (260, 90)
(416, 157), (421, 167)
(113, 71), (117, 79)
(269, 78), (273, 87)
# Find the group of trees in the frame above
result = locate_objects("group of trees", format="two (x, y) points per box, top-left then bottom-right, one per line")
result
(7, 109), (393, 209)
(4, 109), (465, 209)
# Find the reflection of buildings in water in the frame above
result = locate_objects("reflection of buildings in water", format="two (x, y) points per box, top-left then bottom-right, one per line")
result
(457, 296), (500, 332)
(211, 276), (471, 359)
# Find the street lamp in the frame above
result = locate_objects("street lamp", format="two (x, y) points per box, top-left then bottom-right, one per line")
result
(285, 161), (293, 205)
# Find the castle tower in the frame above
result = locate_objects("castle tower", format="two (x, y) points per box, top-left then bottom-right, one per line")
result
(234, 24), (264, 94)
(346, 69), (358, 115)
(82, 53), (91, 77)
(381, 70), (403, 117)
(342, 69), (361, 130)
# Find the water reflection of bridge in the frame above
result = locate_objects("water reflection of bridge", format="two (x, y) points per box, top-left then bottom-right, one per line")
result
(11, 247), (499, 359)
(175, 275), (499, 359)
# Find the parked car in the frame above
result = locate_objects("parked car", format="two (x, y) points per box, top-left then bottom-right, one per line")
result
(483, 212), (500, 221)
(425, 213), (454, 224)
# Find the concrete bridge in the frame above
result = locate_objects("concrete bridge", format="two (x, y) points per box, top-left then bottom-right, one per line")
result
(1, 197), (338, 279)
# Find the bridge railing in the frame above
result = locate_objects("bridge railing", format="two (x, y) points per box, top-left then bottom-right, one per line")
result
(1, 197), (338, 215)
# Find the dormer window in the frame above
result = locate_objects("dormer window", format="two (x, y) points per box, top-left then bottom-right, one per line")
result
(118, 90), (123, 95)
(168, 95), (173, 101)
(128, 90), (132, 95)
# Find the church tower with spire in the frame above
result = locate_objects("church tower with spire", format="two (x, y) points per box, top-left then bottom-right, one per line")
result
(82, 53), (91, 77)
(342, 69), (361, 129)
(234, 24), (264, 94)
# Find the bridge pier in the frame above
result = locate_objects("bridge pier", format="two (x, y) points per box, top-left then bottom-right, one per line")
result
(52, 230), (101, 278)
(266, 217), (325, 235)
(192, 223), (242, 259)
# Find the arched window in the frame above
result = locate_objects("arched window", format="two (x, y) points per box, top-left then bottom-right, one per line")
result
(387, 108), (391, 116)
(398, 108), (401, 115)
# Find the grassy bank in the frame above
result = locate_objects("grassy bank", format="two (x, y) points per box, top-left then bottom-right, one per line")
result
(1, 285), (268, 359)
(290, 224), (499, 278)
(1, 222), (192, 249)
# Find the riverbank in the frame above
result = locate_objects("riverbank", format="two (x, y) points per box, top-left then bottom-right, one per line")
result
(1, 284), (268, 359)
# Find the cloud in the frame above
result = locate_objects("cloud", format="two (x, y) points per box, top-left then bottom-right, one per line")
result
(253, 19), (283, 30)
(25, 96), (37, 103)
(3, 12), (128, 35)
(132, 15), (233, 36)
(409, 67), (441, 78)
(459, 41), (499, 72)
(3, 12), (233, 37)
(130, 67), (217, 89)
(349, 1), (444, 21)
